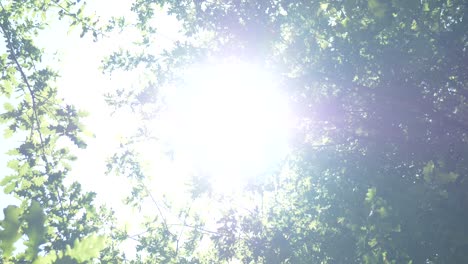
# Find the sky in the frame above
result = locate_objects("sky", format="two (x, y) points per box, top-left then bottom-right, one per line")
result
(0, 0), (155, 217)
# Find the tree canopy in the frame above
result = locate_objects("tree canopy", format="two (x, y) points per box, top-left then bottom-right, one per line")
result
(1, 0), (467, 263)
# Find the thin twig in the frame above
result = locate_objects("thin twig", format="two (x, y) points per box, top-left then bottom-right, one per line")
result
(175, 204), (192, 256)
(51, 0), (107, 39)
(169, 223), (219, 235)
(0, 4), (70, 240)
(142, 184), (171, 234)
(0, 7), (48, 168)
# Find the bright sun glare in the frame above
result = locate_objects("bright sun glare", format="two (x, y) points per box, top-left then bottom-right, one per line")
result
(160, 60), (292, 191)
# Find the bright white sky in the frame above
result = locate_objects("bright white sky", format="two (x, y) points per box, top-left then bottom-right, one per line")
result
(0, 0), (154, 219)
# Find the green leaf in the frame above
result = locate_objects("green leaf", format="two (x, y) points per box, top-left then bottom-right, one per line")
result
(365, 187), (377, 202)
(32, 250), (58, 264)
(65, 235), (106, 262)
(4, 128), (14, 139)
(423, 161), (435, 182)
(2, 80), (13, 96)
(410, 20), (418, 31)
(0, 205), (23, 257)
(3, 182), (17, 194)
(24, 201), (46, 260)
(19, 162), (31, 177)
(320, 2), (329, 11)
(368, 238), (378, 248)
(0, 176), (14, 188)
(32, 176), (47, 186)
(6, 148), (20, 156)
(423, 2), (430, 11)
(3, 102), (14, 111)
(377, 206), (388, 218)
(6, 159), (20, 170)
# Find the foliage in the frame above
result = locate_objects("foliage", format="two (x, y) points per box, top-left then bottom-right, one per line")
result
(103, 0), (468, 263)
(0, 0), (120, 263)
(1, 0), (468, 263)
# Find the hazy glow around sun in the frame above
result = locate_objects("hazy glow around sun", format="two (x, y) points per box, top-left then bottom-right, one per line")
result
(159, 60), (291, 190)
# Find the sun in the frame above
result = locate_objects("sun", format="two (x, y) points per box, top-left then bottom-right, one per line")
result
(158, 59), (291, 192)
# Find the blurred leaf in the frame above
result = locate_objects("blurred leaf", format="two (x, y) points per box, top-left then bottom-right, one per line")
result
(23, 201), (46, 260)
(0, 205), (22, 257)
(65, 235), (106, 262)
(423, 161), (435, 183)
(368, 0), (387, 18)
(3, 102), (14, 111)
(365, 187), (377, 202)
(437, 172), (459, 184)
(368, 238), (378, 248)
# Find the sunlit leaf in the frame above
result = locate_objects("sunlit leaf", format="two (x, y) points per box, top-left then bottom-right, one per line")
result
(365, 187), (377, 202)
(32, 250), (58, 264)
(423, 161), (435, 182)
(65, 235), (106, 262)
(3, 183), (17, 194)
(3, 102), (14, 111)
(377, 206), (388, 218)
(368, 238), (378, 248)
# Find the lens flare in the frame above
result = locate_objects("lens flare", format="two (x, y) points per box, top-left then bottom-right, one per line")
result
(158, 60), (291, 191)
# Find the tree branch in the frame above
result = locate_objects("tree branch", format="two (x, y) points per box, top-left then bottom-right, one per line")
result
(142, 184), (171, 235)
(0, 5), (70, 241)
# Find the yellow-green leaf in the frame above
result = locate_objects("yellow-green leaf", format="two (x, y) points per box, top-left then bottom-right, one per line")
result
(3, 128), (14, 139)
(3, 102), (14, 111)
(33, 250), (58, 264)
(423, 2), (430, 11)
(411, 20), (418, 30)
(0, 173), (17, 185)
(320, 2), (329, 11)
(3, 183), (16, 194)
(365, 187), (377, 202)
(368, 238), (378, 248)
(377, 206), (388, 218)
(65, 235), (106, 262)
(423, 161), (435, 182)
(6, 160), (19, 170)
